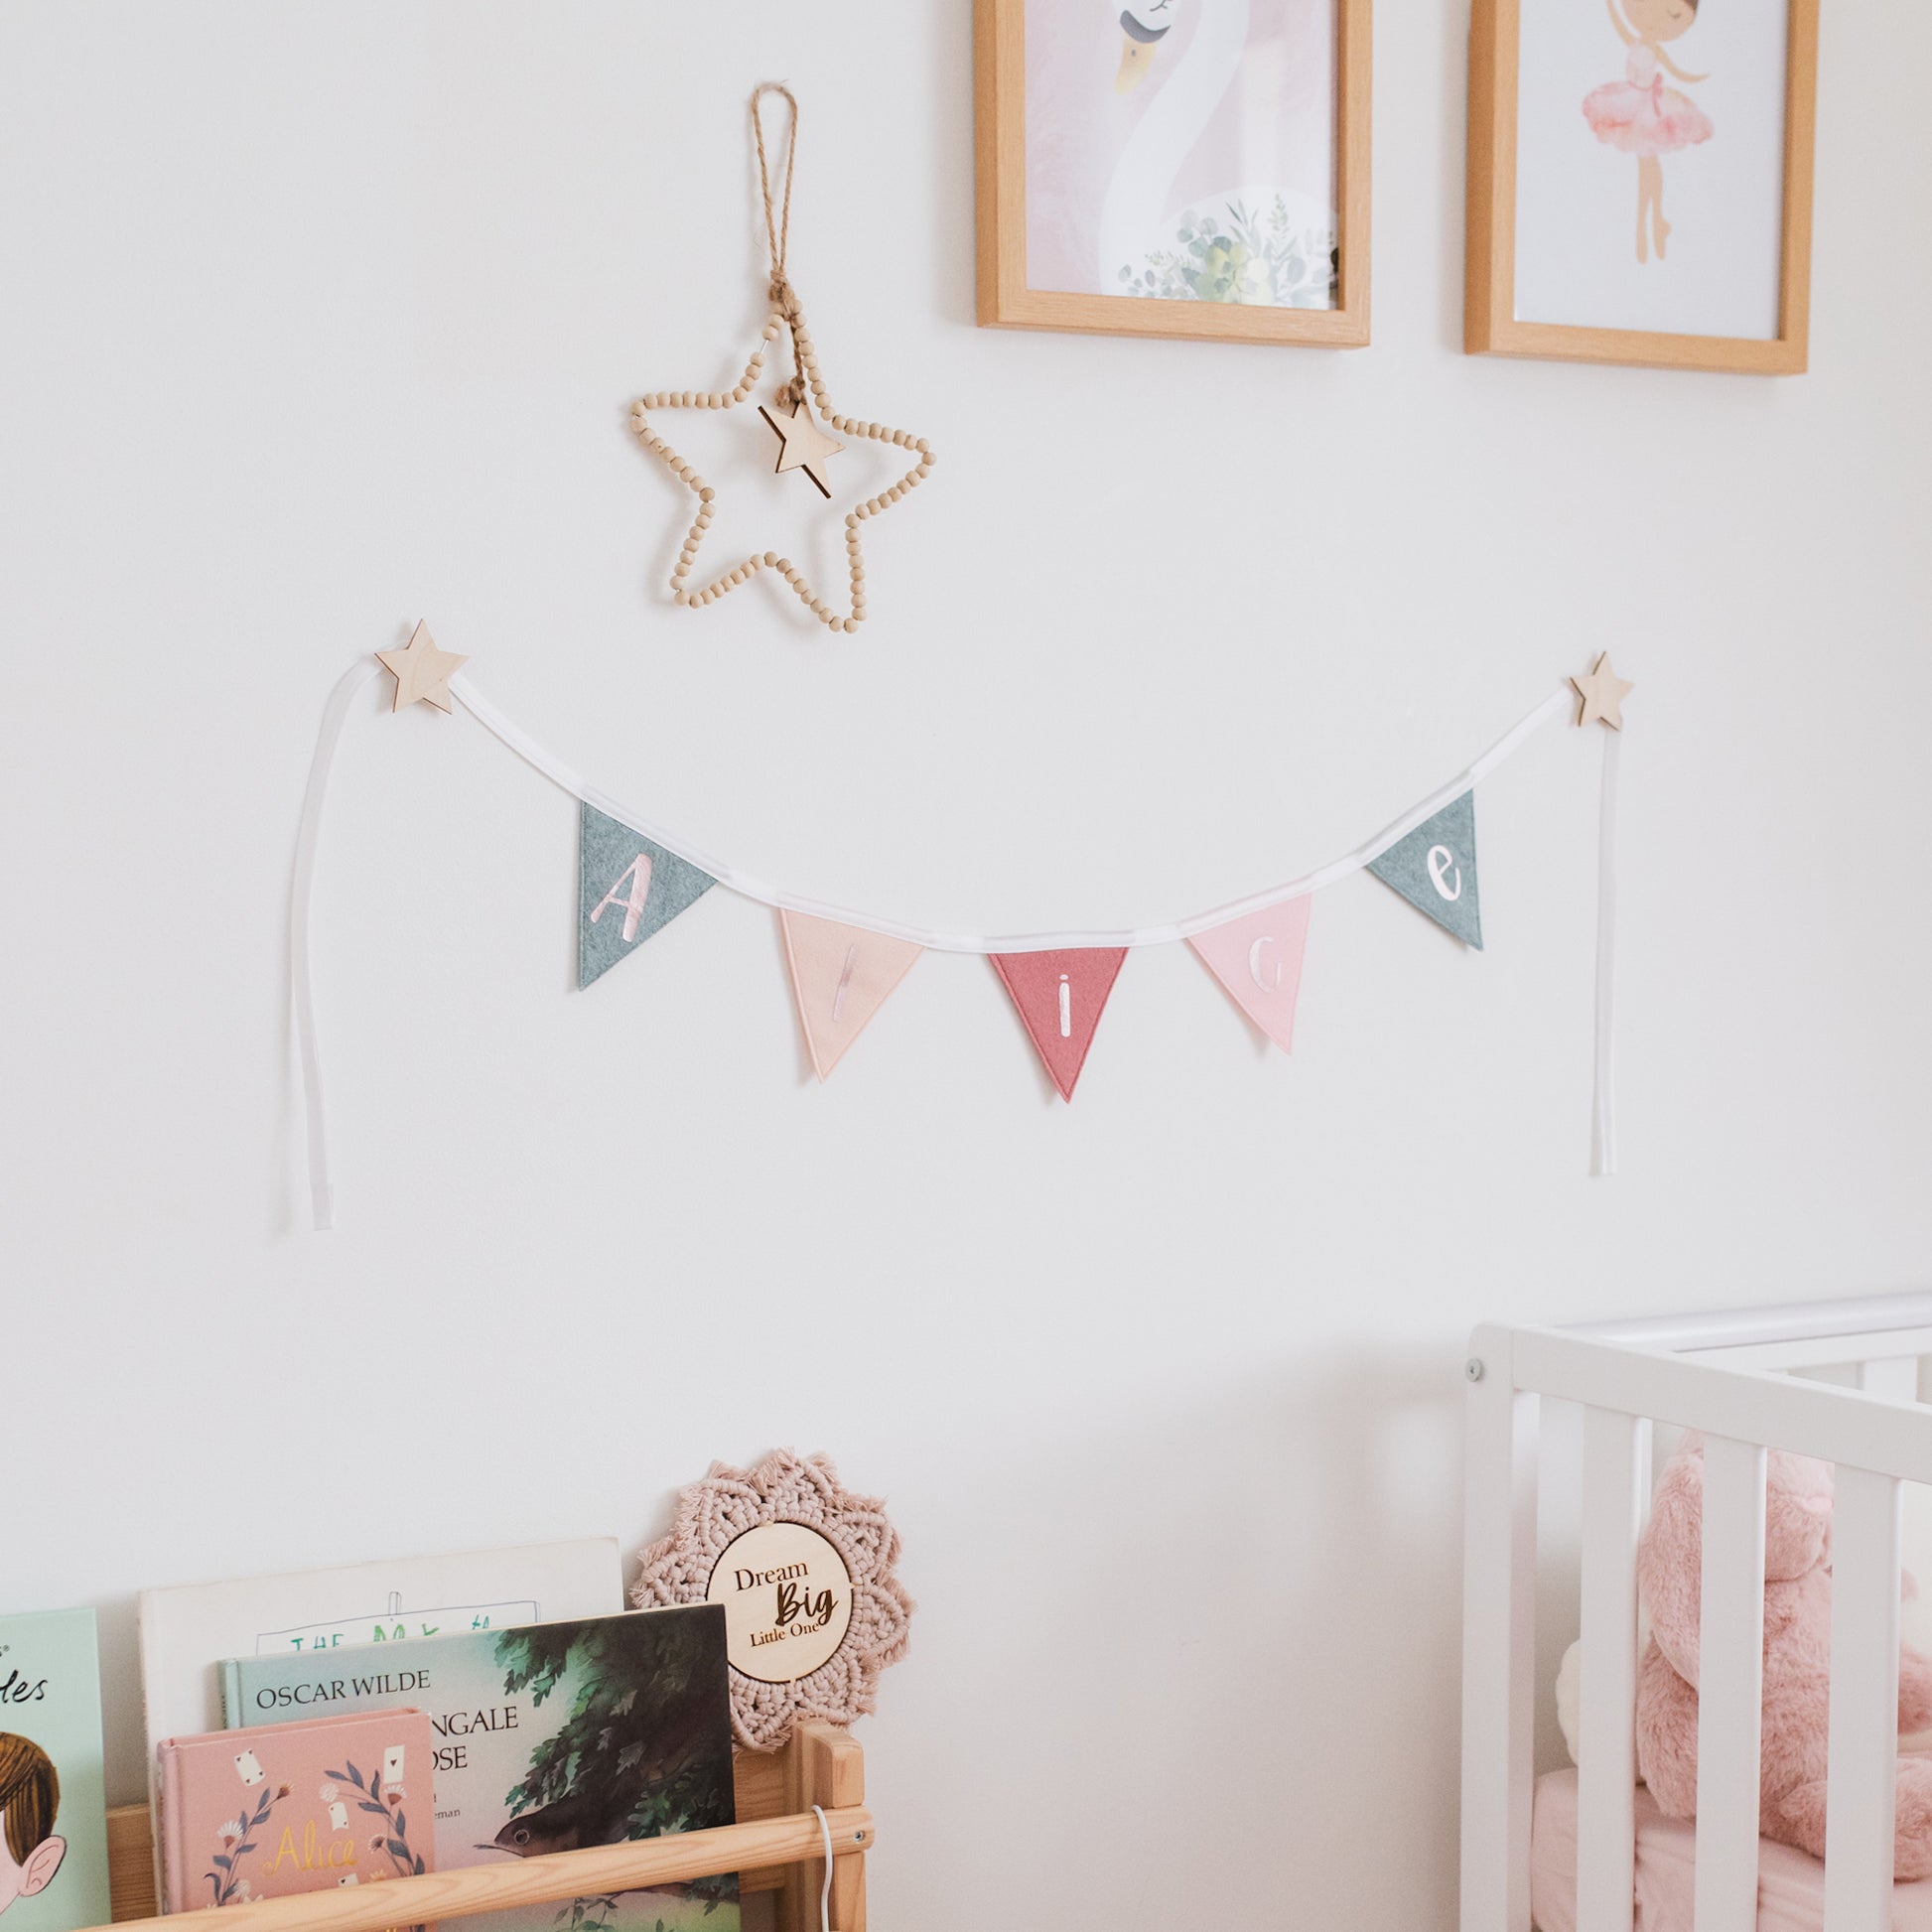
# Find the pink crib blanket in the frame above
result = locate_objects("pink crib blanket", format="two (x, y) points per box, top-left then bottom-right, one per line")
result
(1530, 1768), (1932, 1932)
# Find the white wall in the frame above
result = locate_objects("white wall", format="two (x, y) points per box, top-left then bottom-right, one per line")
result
(4, 3), (1929, 1926)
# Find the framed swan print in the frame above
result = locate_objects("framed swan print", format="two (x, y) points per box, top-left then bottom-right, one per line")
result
(973, 0), (1371, 346)
(1466, 0), (1818, 372)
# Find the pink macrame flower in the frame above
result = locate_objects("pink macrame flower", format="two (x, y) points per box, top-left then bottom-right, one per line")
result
(632, 1448), (913, 1750)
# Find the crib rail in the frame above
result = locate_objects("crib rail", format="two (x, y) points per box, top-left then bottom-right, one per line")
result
(1462, 1309), (1927, 1932)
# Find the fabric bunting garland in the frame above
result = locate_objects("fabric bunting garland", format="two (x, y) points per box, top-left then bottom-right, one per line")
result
(289, 651), (1626, 1229)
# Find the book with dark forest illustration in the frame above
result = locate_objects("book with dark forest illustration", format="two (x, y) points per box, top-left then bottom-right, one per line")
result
(222, 1608), (737, 1932)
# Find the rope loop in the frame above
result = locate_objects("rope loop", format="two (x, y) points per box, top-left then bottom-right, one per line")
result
(751, 82), (799, 283)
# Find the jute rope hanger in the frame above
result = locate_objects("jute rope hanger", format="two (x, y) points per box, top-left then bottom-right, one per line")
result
(628, 83), (936, 633)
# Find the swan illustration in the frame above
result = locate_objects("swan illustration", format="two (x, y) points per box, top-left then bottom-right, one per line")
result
(1098, 0), (1334, 307)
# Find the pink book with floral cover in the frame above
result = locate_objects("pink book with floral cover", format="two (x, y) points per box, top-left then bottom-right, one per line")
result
(156, 1708), (435, 1916)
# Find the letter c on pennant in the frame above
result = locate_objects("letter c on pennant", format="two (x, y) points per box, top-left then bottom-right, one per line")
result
(1426, 845), (1462, 901)
(1247, 935), (1284, 993)
(590, 853), (653, 944)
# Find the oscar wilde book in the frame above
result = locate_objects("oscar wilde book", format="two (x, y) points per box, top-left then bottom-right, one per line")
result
(225, 1607), (738, 1932)
(138, 1535), (621, 1898)
(156, 1709), (436, 1916)
(0, 1608), (110, 1932)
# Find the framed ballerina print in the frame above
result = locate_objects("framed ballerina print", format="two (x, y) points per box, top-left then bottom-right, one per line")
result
(973, 0), (1371, 347)
(1467, 0), (1818, 372)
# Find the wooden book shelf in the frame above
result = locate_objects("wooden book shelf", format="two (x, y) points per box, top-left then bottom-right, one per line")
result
(91, 1724), (868, 1932)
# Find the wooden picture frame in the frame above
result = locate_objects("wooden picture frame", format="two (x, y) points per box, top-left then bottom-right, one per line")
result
(973, 0), (1371, 348)
(1466, 0), (1818, 373)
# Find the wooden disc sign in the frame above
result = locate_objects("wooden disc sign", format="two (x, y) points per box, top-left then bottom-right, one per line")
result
(632, 1449), (912, 1749)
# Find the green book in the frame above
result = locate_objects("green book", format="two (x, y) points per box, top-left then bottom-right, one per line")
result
(0, 1609), (109, 1932)
(224, 1607), (737, 1932)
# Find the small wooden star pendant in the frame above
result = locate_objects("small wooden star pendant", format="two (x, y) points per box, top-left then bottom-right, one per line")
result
(630, 309), (935, 634)
(758, 394), (843, 497)
(375, 621), (468, 714)
(1572, 652), (1635, 730)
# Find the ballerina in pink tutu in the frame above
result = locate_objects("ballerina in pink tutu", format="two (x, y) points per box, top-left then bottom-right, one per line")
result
(1584, 0), (1714, 263)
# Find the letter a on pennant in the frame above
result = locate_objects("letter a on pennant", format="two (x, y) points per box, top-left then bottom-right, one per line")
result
(1186, 897), (1311, 1052)
(990, 948), (1128, 1101)
(1365, 790), (1483, 949)
(779, 910), (923, 1080)
(578, 801), (717, 989)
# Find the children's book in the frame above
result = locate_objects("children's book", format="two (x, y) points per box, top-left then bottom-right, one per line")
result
(0, 1609), (110, 1932)
(138, 1536), (621, 1902)
(157, 1709), (436, 1916)
(225, 1608), (738, 1932)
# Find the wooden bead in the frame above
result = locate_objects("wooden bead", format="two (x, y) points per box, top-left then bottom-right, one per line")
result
(698, 486), (716, 502)
(842, 618), (858, 632)
(673, 589), (690, 605)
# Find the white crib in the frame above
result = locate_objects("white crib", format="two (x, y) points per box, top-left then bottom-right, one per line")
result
(1461, 1293), (1932, 1932)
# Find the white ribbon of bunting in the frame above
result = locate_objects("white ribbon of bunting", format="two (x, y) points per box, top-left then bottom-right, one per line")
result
(291, 662), (1593, 1229)
(1590, 729), (1621, 1178)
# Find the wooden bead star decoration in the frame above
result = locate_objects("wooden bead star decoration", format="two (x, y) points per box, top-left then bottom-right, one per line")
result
(1572, 651), (1636, 730)
(628, 84), (934, 635)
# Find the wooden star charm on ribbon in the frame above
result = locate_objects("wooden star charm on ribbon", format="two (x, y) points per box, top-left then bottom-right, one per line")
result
(629, 314), (934, 635)
(1573, 652), (1635, 730)
(375, 621), (468, 714)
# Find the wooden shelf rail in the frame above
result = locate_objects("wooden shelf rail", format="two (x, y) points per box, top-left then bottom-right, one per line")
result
(94, 1722), (868, 1932)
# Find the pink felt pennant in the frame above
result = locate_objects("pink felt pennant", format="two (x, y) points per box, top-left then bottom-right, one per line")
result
(1186, 897), (1311, 1053)
(990, 948), (1128, 1101)
(779, 910), (923, 1080)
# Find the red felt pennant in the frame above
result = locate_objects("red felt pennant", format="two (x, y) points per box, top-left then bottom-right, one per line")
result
(990, 948), (1129, 1101)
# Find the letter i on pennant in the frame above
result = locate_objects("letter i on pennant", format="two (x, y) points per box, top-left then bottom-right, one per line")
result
(778, 910), (923, 1079)
(1186, 898), (1311, 1052)
(990, 948), (1128, 1100)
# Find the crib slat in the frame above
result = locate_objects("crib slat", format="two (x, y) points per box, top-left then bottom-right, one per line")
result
(1860, 1355), (1920, 1404)
(1823, 1463), (1902, 1932)
(1460, 1340), (1539, 1932)
(1694, 1435), (1767, 1932)
(1577, 1407), (1646, 1932)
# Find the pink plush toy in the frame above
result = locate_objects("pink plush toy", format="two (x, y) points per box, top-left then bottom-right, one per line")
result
(1636, 1433), (1932, 1875)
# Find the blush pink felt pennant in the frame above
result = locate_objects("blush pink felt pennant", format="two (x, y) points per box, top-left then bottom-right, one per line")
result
(779, 911), (923, 1080)
(990, 948), (1129, 1101)
(1186, 897), (1311, 1053)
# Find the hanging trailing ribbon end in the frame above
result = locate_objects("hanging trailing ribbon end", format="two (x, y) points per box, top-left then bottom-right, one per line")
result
(1572, 653), (1634, 1178)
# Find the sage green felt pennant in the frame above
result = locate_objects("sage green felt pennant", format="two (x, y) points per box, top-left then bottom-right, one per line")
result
(578, 801), (717, 989)
(1366, 791), (1483, 949)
